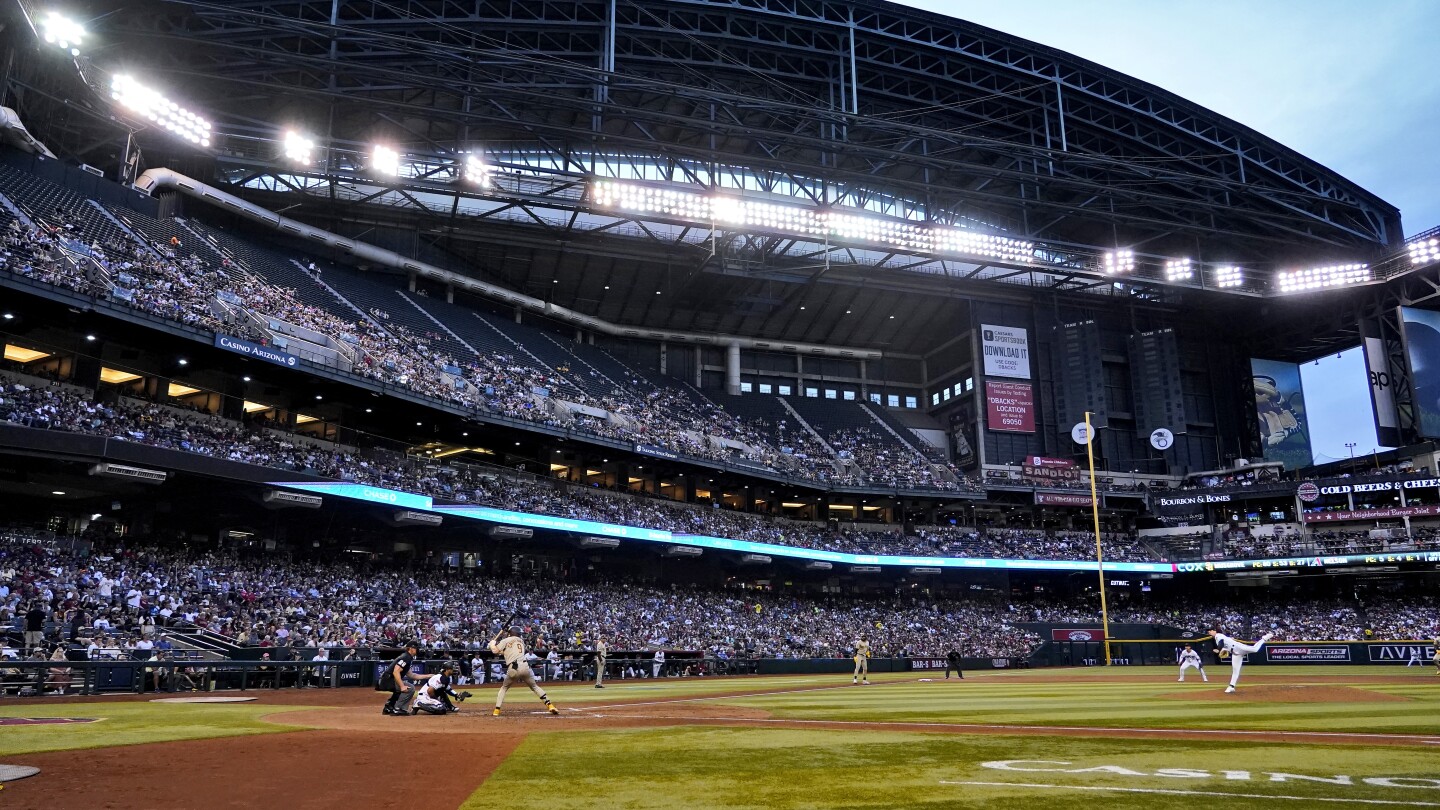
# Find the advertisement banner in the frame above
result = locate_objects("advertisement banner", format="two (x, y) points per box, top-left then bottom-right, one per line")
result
(1251, 357), (1311, 470)
(1022, 465), (1080, 484)
(1363, 335), (1402, 447)
(1266, 645), (1352, 663)
(1051, 628), (1106, 642)
(1035, 492), (1094, 507)
(985, 381), (1035, 433)
(981, 324), (1031, 379)
(1365, 643), (1436, 663)
(1026, 456), (1075, 469)
(214, 334), (300, 369)
(1400, 307), (1440, 438)
(1303, 505), (1440, 523)
(634, 444), (680, 461)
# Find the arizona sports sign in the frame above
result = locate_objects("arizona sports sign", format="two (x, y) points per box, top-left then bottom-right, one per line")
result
(1051, 628), (1106, 642)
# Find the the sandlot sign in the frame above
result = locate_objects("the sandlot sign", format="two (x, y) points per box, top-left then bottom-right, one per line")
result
(976, 761), (1440, 790)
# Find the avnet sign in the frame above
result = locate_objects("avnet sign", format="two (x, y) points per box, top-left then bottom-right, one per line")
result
(1366, 643), (1436, 663)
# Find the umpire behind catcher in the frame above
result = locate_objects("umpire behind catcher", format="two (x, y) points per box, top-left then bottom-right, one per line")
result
(379, 641), (425, 716)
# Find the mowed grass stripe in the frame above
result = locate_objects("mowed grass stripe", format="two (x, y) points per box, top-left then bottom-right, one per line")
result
(462, 724), (1440, 810)
(720, 677), (1440, 735)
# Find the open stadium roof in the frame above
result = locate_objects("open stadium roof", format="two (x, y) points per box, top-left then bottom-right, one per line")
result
(10, 0), (1423, 355)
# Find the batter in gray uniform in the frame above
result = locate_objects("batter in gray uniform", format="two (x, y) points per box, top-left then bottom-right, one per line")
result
(489, 628), (560, 716)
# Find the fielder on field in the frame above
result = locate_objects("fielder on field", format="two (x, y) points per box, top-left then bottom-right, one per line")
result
(1208, 627), (1273, 693)
(1433, 637), (1439, 676)
(1177, 644), (1207, 682)
(853, 636), (871, 685)
(593, 636), (607, 689)
(489, 628), (560, 716)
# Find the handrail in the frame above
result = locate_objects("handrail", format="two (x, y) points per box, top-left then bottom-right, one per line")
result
(134, 168), (888, 360)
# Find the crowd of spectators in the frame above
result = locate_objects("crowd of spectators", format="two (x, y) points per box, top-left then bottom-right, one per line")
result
(0, 371), (1163, 562)
(1, 528), (1049, 662)
(0, 196), (982, 491)
(6, 529), (1434, 688)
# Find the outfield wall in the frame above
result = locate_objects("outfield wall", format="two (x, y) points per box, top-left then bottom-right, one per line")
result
(1076, 639), (1437, 667)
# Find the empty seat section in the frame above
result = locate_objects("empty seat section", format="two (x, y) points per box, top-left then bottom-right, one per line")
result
(407, 296), (583, 398)
(320, 266), (474, 362)
(182, 221), (358, 322)
(481, 316), (620, 400)
(0, 164), (140, 252)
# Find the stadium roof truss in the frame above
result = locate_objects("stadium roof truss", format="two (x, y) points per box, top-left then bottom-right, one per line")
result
(9, 0), (1423, 329)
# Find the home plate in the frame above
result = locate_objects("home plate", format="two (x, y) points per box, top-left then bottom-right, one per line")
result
(150, 696), (257, 704)
(0, 764), (40, 782)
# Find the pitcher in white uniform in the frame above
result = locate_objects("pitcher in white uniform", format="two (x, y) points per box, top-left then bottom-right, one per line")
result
(1208, 628), (1273, 693)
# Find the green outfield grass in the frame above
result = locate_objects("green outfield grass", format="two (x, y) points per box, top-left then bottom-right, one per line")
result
(4, 667), (1437, 809)
(0, 702), (313, 756)
(728, 669), (1440, 734)
(461, 727), (1440, 810)
(467, 666), (1440, 810)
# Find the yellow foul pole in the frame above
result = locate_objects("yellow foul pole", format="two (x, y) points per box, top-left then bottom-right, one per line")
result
(1083, 411), (1113, 665)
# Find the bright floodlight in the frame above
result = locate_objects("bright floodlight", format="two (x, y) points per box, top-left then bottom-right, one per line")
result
(1214, 265), (1244, 289)
(1103, 249), (1135, 274)
(283, 130), (314, 164)
(41, 12), (84, 55)
(1275, 262), (1370, 294)
(1409, 237), (1440, 268)
(1163, 257), (1193, 282)
(371, 145), (400, 176)
(110, 75), (211, 147)
(462, 154), (491, 187)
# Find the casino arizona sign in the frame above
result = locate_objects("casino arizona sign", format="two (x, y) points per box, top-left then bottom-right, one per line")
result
(978, 761), (1440, 790)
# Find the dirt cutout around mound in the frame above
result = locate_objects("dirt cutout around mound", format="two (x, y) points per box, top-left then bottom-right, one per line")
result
(1159, 685), (1411, 703)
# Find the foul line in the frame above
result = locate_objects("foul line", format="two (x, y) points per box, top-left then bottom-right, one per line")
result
(573, 681), (898, 711)
(939, 781), (1440, 806)
(586, 712), (1440, 746)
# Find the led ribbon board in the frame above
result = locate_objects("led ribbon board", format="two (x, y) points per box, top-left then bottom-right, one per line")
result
(269, 481), (1168, 572)
(267, 482), (432, 510)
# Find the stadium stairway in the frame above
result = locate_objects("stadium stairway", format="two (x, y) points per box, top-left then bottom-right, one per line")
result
(775, 397), (837, 455)
(0, 163), (152, 256)
(182, 220), (362, 323)
(320, 265), (476, 363)
(406, 295), (587, 400)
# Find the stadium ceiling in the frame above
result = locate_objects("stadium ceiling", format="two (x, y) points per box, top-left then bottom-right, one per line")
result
(3, 0), (1413, 354)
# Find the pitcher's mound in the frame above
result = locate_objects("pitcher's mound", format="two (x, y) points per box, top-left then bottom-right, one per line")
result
(1161, 685), (1409, 703)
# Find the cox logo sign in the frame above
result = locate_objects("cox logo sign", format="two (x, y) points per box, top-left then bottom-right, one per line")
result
(1067, 631), (1094, 641)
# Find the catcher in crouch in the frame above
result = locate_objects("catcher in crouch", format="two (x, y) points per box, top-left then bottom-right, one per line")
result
(410, 661), (474, 715)
(489, 627), (560, 716)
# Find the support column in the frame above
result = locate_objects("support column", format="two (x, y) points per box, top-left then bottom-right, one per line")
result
(407, 270), (417, 292)
(693, 346), (702, 388)
(445, 284), (454, 304)
(796, 354), (804, 396)
(726, 342), (741, 395)
(659, 341), (667, 375)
